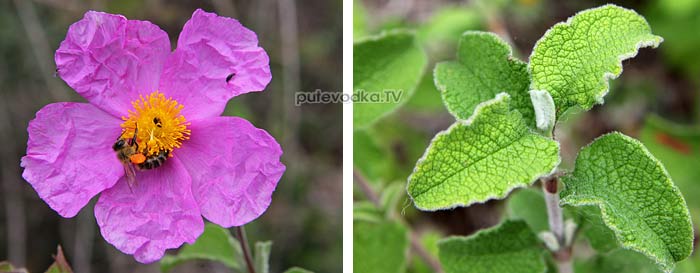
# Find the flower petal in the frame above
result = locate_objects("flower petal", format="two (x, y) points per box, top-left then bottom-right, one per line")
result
(177, 117), (285, 227)
(160, 9), (271, 120)
(55, 11), (171, 117)
(21, 103), (123, 218)
(94, 157), (204, 263)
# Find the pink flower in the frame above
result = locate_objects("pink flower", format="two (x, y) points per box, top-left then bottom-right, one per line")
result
(20, 9), (285, 263)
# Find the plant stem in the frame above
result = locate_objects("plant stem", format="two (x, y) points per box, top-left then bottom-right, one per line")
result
(236, 226), (257, 273)
(353, 170), (444, 273)
(542, 177), (573, 273)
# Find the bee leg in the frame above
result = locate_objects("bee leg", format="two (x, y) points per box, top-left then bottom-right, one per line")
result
(130, 124), (139, 146)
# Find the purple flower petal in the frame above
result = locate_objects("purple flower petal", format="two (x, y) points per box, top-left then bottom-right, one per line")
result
(177, 117), (284, 227)
(55, 11), (170, 117)
(160, 9), (271, 120)
(21, 103), (124, 218)
(94, 156), (204, 263)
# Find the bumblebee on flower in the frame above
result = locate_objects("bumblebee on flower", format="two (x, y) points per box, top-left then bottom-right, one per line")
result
(21, 9), (285, 263)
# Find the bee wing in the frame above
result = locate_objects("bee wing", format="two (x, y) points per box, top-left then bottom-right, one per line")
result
(123, 163), (138, 192)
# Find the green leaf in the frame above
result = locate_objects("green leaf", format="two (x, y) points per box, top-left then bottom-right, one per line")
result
(354, 30), (427, 129)
(45, 246), (73, 273)
(0, 262), (12, 272)
(353, 201), (384, 223)
(255, 241), (272, 273)
(435, 31), (533, 125)
(529, 4), (663, 116)
(560, 132), (693, 273)
(405, 72), (446, 112)
(407, 94), (560, 210)
(379, 182), (406, 218)
(575, 249), (663, 273)
(353, 220), (409, 273)
(160, 223), (242, 273)
(639, 115), (700, 225)
(284, 267), (314, 273)
(416, 7), (483, 47)
(577, 206), (619, 253)
(353, 0), (367, 40)
(353, 130), (392, 184)
(438, 220), (546, 273)
(0, 261), (28, 273)
(506, 188), (549, 233)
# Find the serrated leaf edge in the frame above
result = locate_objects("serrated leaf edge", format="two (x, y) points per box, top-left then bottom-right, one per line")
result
(354, 29), (427, 130)
(407, 93), (561, 211)
(527, 4), (663, 111)
(560, 132), (693, 273)
(433, 31), (527, 121)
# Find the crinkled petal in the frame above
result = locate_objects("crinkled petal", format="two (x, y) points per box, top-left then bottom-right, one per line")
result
(176, 117), (284, 227)
(94, 157), (204, 263)
(160, 9), (271, 120)
(55, 11), (170, 117)
(21, 103), (123, 218)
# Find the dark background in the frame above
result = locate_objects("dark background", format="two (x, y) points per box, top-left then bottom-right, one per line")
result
(0, 0), (342, 272)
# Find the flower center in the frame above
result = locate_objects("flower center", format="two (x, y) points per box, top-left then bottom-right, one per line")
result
(119, 91), (190, 157)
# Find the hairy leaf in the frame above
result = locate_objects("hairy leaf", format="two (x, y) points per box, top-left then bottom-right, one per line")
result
(354, 30), (427, 129)
(438, 220), (546, 273)
(435, 31), (533, 124)
(160, 223), (242, 272)
(529, 4), (662, 116)
(561, 132), (693, 272)
(353, 220), (408, 273)
(407, 94), (559, 210)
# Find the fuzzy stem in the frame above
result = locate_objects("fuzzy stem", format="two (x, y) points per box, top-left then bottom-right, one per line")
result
(236, 226), (257, 273)
(542, 177), (573, 273)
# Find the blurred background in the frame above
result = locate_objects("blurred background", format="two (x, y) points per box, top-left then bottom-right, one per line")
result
(0, 0), (341, 272)
(354, 0), (700, 272)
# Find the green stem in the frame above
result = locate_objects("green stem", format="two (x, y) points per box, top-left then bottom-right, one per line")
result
(236, 226), (256, 273)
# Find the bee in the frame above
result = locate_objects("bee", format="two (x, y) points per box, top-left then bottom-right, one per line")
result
(137, 149), (169, 169)
(112, 126), (145, 190)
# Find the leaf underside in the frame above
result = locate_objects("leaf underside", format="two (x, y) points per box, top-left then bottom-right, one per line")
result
(529, 4), (663, 116)
(438, 220), (546, 273)
(407, 94), (559, 210)
(561, 132), (693, 273)
(435, 31), (534, 125)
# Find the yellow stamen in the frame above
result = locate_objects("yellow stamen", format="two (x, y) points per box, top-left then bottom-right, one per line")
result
(120, 91), (190, 157)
